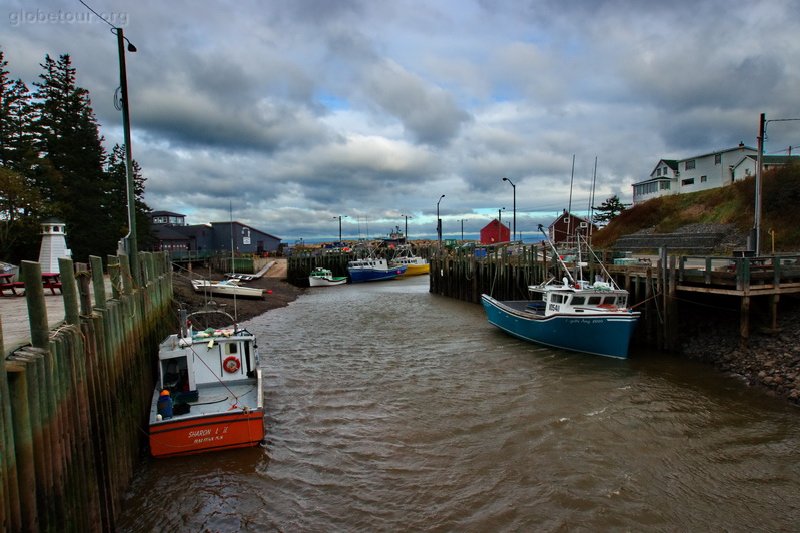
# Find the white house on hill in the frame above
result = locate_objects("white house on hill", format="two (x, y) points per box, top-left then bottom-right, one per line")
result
(632, 143), (756, 204)
(731, 154), (799, 181)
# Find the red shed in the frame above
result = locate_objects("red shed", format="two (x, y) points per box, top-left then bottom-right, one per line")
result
(480, 219), (510, 244)
(547, 210), (596, 246)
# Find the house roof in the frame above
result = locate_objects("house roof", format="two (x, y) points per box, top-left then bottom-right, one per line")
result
(681, 144), (756, 162)
(150, 210), (185, 218)
(209, 220), (281, 241)
(547, 211), (593, 229)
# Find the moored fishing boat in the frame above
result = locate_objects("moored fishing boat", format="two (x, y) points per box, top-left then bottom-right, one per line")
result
(308, 266), (348, 287)
(347, 257), (406, 283)
(148, 310), (265, 457)
(390, 247), (430, 276)
(481, 225), (640, 358)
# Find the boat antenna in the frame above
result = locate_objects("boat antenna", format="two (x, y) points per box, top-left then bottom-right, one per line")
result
(587, 156), (597, 242)
(567, 154), (575, 245)
(230, 201), (238, 323)
(538, 224), (575, 285)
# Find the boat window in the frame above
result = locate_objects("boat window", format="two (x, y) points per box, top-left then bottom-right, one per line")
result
(602, 296), (616, 305)
(161, 356), (188, 393)
(570, 296), (585, 305)
(587, 296), (602, 305)
(226, 343), (238, 355)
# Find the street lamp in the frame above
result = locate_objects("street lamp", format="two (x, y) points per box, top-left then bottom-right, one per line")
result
(460, 219), (465, 241)
(401, 214), (413, 242)
(502, 177), (516, 242)
(437, 195), (445, 249)
(332, 215), (348, 242)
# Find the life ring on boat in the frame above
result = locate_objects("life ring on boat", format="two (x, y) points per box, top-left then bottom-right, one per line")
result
(223, 356), (241, 373)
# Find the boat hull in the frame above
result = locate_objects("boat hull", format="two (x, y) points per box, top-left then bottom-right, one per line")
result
(481, 294), (639, 358)
(397, 263), (430, 276)
(309, 276), (347, 287)
(348, 266), (406, 283)
(149, 408), (265, 458)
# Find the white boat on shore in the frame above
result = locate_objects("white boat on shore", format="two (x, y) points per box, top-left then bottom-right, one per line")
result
(191, 278), (264, 299)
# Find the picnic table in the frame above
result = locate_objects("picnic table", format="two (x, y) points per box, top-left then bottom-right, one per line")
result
(0, 272), (25, 296)
(41, 272), (62, 295)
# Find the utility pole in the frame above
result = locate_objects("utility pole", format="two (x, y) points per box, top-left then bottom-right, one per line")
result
(114, 27), (140, 286)
(754, 112), (765, 256)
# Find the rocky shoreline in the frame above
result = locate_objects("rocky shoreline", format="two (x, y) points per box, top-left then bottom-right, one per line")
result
(680, 296), (800, 406)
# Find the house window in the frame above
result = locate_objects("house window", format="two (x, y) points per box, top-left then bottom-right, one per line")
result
(685, 160), (696, 170)
(714, 153), (721, 164)
(660, 181), (670, 190)
(700, 175), (707, 183)
(681, 178), (695, 186)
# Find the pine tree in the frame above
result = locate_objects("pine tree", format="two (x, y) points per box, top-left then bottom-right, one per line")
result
(33, 53), (115, 260)
(592, 195), (629, 225)
(0, 50), (45, 260)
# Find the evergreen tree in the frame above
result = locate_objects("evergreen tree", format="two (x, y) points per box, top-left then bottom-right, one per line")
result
(592, 195), (629, 225)
(0, 50), (45, 261)
(106, 143), (152, 251)
(0, 51), (37, 170)
(33, 53), (116, 260)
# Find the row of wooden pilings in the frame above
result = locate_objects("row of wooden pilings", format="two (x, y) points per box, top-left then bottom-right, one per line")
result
(286, 244), (673, 350)
(1, 252), (173, 532)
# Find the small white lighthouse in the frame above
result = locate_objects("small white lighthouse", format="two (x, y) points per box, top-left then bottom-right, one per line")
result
(38, 218), (72, 273)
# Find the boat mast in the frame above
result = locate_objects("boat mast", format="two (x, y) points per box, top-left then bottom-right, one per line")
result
(229, 201), (238, 323)
(538, 224), (575, 285)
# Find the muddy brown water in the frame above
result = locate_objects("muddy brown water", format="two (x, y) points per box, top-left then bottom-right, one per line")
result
(118, 275), (800, 531)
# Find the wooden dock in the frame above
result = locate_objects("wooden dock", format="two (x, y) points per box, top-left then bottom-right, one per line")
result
(429, 244), (800, 351)
(1, 252), (173, 531)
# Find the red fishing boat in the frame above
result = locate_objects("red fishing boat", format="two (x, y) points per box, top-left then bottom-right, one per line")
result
(148, 310), (265, 458)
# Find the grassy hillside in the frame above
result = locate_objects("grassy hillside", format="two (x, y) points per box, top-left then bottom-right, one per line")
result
(592, 163), (800, 252)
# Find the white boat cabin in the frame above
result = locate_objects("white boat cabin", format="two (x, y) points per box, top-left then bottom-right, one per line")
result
(156, 328), (258, 395)
(528, 279), (630, 317)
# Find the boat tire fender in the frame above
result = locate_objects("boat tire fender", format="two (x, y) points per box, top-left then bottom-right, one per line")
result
(223, 356), (241, 373)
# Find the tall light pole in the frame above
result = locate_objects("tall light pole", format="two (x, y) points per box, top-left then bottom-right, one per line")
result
(82, 2), (139, 284)
(113, 27), (140, 286)
(436, 194), (445, 249)
(460, 219), (465, 241)
(401, 214), (413, 242)
(502, 177), (516, 242)
(333, 215), (347, 242)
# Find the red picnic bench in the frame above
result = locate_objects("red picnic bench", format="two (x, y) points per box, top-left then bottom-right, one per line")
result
(41, 272), (62, 295)
(0, 272), (25, 296)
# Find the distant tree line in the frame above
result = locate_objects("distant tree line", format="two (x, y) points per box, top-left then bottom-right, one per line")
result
(0, 48), (151, 264)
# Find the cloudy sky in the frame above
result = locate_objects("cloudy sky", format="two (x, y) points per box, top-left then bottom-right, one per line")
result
(4, 0), (800, 243)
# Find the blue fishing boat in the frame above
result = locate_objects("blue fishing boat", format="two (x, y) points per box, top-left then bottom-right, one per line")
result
(347, 257), (406, 283)
(481, 226), (640, 358)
